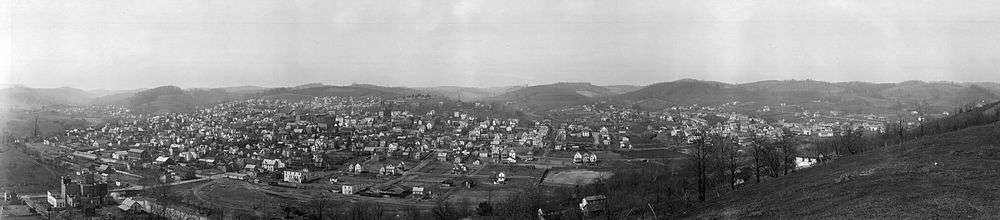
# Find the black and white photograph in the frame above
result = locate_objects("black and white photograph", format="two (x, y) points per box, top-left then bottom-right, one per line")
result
(3, 0), (1000, 219)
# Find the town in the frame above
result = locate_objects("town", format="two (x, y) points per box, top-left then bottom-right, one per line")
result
(2, 90), (954, 219)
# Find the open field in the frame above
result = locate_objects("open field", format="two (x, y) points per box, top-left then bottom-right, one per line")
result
(478, 164), (546, 177)
(0, 144), (68, 194)
(192, 178), (308, 216)
(543, 169), (612, 185)
(616, 148), (685, 159)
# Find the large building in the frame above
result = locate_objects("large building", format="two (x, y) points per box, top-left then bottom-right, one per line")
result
(48, 172), (110, 210)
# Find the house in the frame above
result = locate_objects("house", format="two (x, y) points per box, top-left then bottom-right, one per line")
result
(117, 197), (142, 212)
(579, 195), (607, 213)
(573, 152), (598, 163)
(112, 151), (129, 160)
(57, 173), (109, 210)
(262, 159), (286, 172)
(153, 156), (173, 164)
(347, 163), (363, 173)
(47, 191), (66, 208)
(495, 172), (506, 184)
(127, 149), (148, 160)
(795, 157), (819, 169)
(178, 151), (199, 162)
(379, 165), (398, 175)
(412, 187), (425, 195)
(283, 170), (319, 183)
(342, 185), (355, 195)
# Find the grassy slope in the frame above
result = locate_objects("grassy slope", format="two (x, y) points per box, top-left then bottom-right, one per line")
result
(691, 122), (1000, 219)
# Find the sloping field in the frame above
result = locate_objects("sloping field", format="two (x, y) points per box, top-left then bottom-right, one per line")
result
(543, 169), (612, 185)
(0, 144), (66, 194)
(690, 122), (1000, 219)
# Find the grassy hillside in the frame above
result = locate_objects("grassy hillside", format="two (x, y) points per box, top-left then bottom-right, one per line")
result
(690, 122), (1000, 219)
(0, 86), (96, 107)
(254, 84), (419, 100)
(620, 79), (746, 109)
(416, 86), (496, 101)
(618, 79), (999, 114)
(127, 86), (198, 113)
(603, 85), (644, 94)
(491, 82), (615, 111)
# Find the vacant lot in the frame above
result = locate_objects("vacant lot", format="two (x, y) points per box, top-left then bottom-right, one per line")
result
(543, 169), (612, 185)
(617, 148), (685, 159)
(479, 164), (546, 177)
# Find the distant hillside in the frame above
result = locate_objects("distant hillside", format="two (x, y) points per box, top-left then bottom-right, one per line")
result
(416, 86), (495, 101)
(907, 101), (1000, 138)
(119, 86), (243, 113)
(619, 79), (746, 109)
(690, 120), (1000, 218)
(0, 86), (96, 107)
(215, 86), (269, 94)
(962, 82), (1000, 95)
(350, 84), (439, 97)
(291, 83), (326, 90)
(617, 79), (1000, 113)
(4, 80), (997, 113)
(603, 85), (644, 94)
(125, 86), (198, 113)
(254, 84), (424, 100)
(86, 88), (143, 97)
(491, 82), (616, 111)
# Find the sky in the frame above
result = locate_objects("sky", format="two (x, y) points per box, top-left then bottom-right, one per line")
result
(3, 0), (1000, 90)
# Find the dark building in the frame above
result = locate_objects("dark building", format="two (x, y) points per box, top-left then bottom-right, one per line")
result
(60, 172), (110, 210)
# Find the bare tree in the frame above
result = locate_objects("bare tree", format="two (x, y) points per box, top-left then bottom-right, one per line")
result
(717, 136), (742, 190)
(750, 136), (763, 183)
(689, 135), (711, 201)
(432, 201), (457, 220)
(776, 135), (798, 176)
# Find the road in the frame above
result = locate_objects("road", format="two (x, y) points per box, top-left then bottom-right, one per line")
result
(112, 177), (211, 192)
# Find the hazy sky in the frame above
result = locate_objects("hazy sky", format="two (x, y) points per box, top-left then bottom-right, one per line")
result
(3, 0), (1000, 90)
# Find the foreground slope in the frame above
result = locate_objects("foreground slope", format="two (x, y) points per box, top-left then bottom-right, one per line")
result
(691, 123), (1000, 219)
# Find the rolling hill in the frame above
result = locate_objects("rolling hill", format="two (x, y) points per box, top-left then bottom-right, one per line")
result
(253, 84), (430, 100)
(618, 79), (747, 109)
(490, 82), (617, 111)
(614, 79), (999, 113)
(416, 86), (496, 101)
(4, 79), (998, 115)
(602, 85), (644, 94)
(0, 86), (96, 107)
(215, 86), (270, 94)
(125, 86), (199, 113)
(112, 86), (244, 114)
(690, 116), (1000, 218)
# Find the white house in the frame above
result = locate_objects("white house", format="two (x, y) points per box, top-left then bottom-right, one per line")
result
(262, 159), (285, 172)
(283, 170), (317, 183)
(795, 157), (819, 169)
